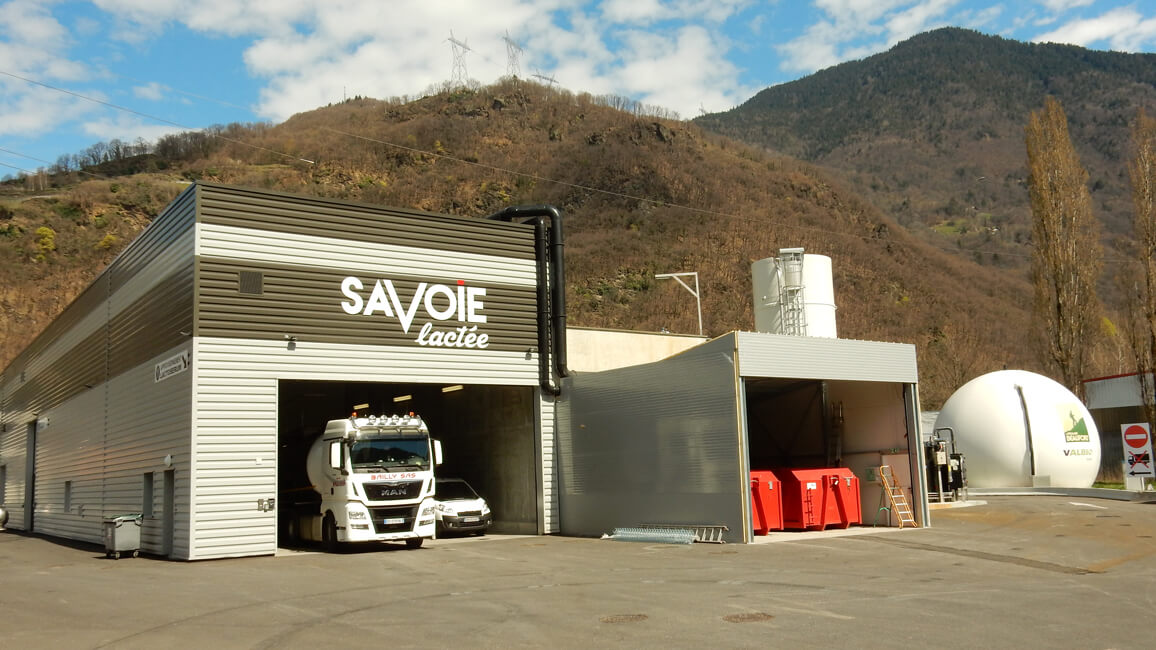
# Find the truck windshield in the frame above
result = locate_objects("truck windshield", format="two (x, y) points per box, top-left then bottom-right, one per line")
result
(349, 438), (431, 472)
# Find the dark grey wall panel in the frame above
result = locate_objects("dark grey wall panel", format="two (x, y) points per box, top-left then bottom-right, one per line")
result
(108, 268), (194, 378)
(196, 183), (534, 260)
(107, 185), (197, 292)
(196, 260), (538, 352)
(3, 327), (106, 417)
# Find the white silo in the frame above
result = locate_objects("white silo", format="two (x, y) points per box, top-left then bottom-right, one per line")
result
(752, 248), (837, 337)
(933, 370), (1100, 488)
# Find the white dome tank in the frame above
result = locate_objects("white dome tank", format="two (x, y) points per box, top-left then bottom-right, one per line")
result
(751, 252), (837, 337)
(933, 370), (1100, 488)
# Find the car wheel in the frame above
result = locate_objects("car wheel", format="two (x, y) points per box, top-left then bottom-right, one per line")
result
(405, 537), (424, 549)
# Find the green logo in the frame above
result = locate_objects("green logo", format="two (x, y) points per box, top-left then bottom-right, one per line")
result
(1064, 409), (1090, 443)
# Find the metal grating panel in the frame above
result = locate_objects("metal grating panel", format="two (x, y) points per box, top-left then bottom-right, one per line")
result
(238, 271), (263, 296)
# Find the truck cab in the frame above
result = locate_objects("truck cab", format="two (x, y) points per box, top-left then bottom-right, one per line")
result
(289, 414), (442, 551)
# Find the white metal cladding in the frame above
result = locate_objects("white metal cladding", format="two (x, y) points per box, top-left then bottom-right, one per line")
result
(198, 224), (537, 288)
(735, 331), (918, 383)
(105, 347), (193, 558)
(0, 412), (29, 529)
(557, 336), (746, 542)
(1085, 374), (1150, 409)
(8, 346), (192, 553)
(21, 387), (106, 542)
(190, 337), (541, 559)
(538, 394), (558, 533)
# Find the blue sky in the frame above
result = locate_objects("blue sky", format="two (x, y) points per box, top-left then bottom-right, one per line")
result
(3, 0), (1156, 178)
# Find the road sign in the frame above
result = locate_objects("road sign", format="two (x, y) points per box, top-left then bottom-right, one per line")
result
(1120, 423), (1154, 479)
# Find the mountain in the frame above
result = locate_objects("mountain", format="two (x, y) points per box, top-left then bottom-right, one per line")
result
(695, 27), (1156, 286)
(0, 79), (1095, 408)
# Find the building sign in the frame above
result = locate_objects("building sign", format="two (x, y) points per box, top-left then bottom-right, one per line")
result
(1121, 423), (1154, 479)
(339, 276), (490, 349)
(154, 350), (191, 383)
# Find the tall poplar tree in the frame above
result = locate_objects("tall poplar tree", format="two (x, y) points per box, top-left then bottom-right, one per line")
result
(1128, 109), (1156, 427)
(1024, 96), (1102, 394)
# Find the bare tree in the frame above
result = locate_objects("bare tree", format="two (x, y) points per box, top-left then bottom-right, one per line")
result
(1127, 108), (1156, 427)
(1024, 96), (1103, 394)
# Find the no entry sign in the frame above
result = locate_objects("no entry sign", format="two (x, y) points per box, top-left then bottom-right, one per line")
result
(1121, 423), (1154, 479)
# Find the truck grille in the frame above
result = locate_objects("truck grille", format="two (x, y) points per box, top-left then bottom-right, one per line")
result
(363, 480), (424, 501)
(369, 505), (419, 533)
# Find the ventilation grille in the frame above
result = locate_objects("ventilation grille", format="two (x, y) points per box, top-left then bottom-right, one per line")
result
(238, 271), (264, 296)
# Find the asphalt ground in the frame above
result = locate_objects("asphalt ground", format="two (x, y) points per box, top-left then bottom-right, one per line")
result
(2, 495), (1155, 649)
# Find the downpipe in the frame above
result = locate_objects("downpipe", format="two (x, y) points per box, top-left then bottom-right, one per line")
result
(486, 205), (569, 396)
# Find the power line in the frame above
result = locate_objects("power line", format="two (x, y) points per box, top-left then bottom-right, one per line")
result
(2, 68), (1135, 267)
(317, 124), (1134, 265)
(0, 69), (314, 165)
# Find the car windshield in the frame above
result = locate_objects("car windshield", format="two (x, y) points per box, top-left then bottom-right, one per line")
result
(350, 438), (430, 471)
(436, 480), (479, 500)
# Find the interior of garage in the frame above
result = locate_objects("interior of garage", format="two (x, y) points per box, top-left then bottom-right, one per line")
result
(276, 379), (538, 545)
(744, 377), (917, 529)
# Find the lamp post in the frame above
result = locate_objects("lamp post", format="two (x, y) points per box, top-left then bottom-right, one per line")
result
(655, 271), (702, 336)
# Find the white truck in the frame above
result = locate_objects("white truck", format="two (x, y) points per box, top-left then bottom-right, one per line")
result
(286, 413), (442, 551)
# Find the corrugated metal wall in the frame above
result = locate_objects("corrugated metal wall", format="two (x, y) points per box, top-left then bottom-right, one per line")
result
(0, 186), (196, 552)
(557, 336), (746, 541)
(3, 182), (552, 557)
(189, 184), (544, 559)
(736, 331), (918, 383)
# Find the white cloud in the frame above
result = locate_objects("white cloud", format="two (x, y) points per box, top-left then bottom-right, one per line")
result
(81, 113), (187, 146)
(600, 0), (666, 23)
(0, 83), (91, 137)
(133, 81), (165, 101)
(1032, 7), (1156, 51)
(81, 0), (757, 120)
(884, 0), (960, 45)
(1036, 0), (1094, 12)
(0, 0), (101, 140)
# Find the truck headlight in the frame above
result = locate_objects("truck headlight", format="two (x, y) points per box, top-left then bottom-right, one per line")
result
(435, 503), (451, 514)
(347, 508), (368, 520)
(422, 506), (436, 516)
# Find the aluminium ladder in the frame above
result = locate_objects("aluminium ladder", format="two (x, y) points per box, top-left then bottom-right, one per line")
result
(878, 465), (917, 528)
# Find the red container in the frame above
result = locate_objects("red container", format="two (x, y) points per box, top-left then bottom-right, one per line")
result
(779, 468), (862, 530)
(749, 470), (783, 535)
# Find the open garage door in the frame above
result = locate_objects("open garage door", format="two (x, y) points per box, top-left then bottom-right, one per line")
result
(277, 380), (538, 546)
(743, 377), (917, 529)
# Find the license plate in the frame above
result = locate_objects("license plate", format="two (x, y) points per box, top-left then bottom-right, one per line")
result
(383, 517), (406, 525)
(462, 516), (480, 523)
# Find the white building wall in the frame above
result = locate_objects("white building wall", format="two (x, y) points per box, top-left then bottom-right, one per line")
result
(191, 338), (541, 559)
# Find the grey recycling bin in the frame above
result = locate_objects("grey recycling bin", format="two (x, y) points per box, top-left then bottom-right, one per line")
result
(103, 514), (142, 559)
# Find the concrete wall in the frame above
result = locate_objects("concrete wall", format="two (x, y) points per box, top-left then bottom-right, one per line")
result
(566, 328), (706, 372)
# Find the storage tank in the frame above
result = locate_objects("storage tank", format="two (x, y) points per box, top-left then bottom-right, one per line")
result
(751, 250), (837, 337)
(933, 370), (1100, 488)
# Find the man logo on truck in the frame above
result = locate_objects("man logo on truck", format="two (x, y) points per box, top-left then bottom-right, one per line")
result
(339, 276), (490, 349)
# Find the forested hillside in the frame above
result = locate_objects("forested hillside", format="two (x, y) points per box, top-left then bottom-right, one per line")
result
(696, 27), (1156, 299)
(0, 78), (1103, 407)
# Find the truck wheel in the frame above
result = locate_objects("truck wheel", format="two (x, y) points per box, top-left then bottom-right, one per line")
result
(323, 513), (339, 553)
(405, 537), (424, 549)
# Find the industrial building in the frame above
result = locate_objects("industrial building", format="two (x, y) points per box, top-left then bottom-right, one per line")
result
(1, 183), (926, 558)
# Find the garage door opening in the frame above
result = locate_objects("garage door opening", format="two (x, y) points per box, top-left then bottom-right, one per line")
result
(277, 380), (538, 548)
(743, 377), (916, 531)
